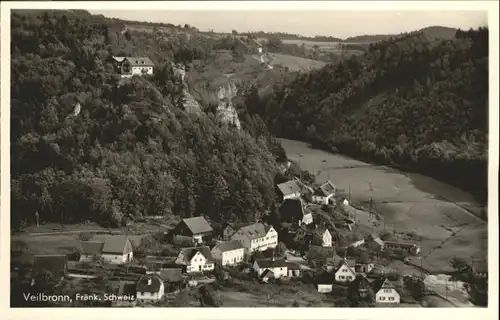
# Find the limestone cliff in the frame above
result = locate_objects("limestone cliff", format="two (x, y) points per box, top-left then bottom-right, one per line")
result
(215, 83), (241, 129)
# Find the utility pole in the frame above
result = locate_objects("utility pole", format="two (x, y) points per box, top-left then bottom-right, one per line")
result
(369, 198), (373, 219)
(420, 257), (423, 280)
(35, 210), (39, 228)
(348, 184), (351, 202)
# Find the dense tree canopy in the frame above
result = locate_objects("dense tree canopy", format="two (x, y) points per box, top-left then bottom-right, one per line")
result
(11, 11), (283, 230)
(244, 28), (489, 202)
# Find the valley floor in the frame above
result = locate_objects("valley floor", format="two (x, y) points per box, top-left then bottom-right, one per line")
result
(279, 138), (487, 274)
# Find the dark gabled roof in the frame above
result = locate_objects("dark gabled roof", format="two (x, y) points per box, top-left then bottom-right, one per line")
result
(287, 262), (301, 270)
(136, 274), (163, 293)
(176, 246), (214, 265)
(98, 235), (133, 254)
(314, 180), (336, 197)
(80, 241), (104, 255)
(237, 223), (272, 240)
(117, 281), (137, 296)
(182, 216), (214, 235)
(279, 198), (311, 219)
(255, 258), (287, 269)
(32, 255), (67, 278)
(351, 274), (372, 289)
(277, 180), (301, 196)
(260, 269), (275, 279)
(160, 268), (183, 282)
(124, 57), (154, 66)
(372, 278), (398, 292)
(145, 261), (163, 272)
(212, 240), (245, 252)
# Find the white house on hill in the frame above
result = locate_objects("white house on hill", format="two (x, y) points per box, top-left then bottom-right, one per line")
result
(230, 223), (278, 254)
(119, 57), (154, 78)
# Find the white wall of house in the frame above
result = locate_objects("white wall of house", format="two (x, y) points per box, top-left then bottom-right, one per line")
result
(212, 247), (245, 266)
(131, 66), (153, 75)
(185, 251), (214, 273)
(376, 288), (400, 304)
(192, 234), (204, 244)
(322, 230), (332, 247)
(288, 269), (301, 277)
(334, 263), (356, 283)
(79, 254), (94, 262)
(253, 261), (288, 278)
(313, 194), (333, 205)
(317, 284), (333, 293)
(136, 283), (165, 301)
(283, 192), (301, 200)
(250, 227), (278, 253)
(301, 214), (314, 226)
(101, 252), (133, 264)
(232, 227), (278, 254)
(221, 249), (244, 266)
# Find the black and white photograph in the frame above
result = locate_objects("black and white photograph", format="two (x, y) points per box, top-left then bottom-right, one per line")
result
(1, 0), (498, 315)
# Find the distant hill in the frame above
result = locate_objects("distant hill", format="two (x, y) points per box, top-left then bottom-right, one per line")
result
(345, 25), (458, 42)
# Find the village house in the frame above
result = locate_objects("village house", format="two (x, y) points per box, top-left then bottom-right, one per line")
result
(160, 268), (186, 293)
(260, 269), (276, 283)
(220, 222), (244, 241)
(170, 216), (214, 244)
(286, 262), (302, 278)
(31, 255), (68, 285)
(313, 228), (333, 247)
(317, 283), (333, 293)
(374, 278), (401, 304)
(175, 246), (215, 273)
(349, 274), (374, 301)
(278, 198), (314, 226)
(113, 282), (137, 307)
(88, 235), (134, 264)
(334, 259), (357, 283)
(355, 262), (375, 274)
(79, 241), (104, 262)
(136, 274), (164, 301)
(230, 222), (278, 254)
(276, 180), (302, 201)
(253, 258), (288, 279)
(333, 218), (355, 231)
(111, 56), (155, 78)
(312, 180), (336, 205)
(351, 234), (385, 251)
(211, 240), (245, 267)
(384, 241), (421, 256)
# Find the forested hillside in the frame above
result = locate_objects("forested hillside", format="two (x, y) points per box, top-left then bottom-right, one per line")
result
(10, 11), (286, 230)
(249, 28), (489, 202)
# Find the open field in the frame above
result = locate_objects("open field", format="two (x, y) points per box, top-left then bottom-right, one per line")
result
(266, 53), (326, 71)
(214, 280), (340, 307)
(279, 138), (487, 273)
